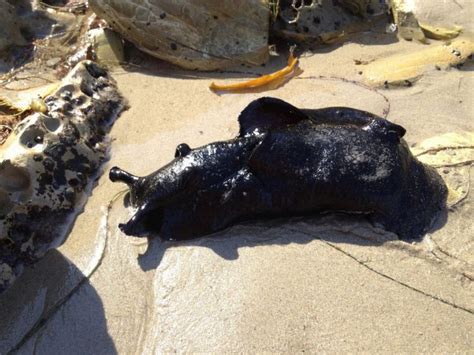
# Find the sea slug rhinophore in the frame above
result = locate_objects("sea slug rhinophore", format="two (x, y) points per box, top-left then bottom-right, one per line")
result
(110, 97), (447, 242)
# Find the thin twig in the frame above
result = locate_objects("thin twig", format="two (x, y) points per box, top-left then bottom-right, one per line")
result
(414, 145), (474, 157)
(296, 75), (391, 118)
(283, 227), (474, 315)
(430, 160), (474, 168)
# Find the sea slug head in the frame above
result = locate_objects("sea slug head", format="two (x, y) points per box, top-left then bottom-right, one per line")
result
(109, 147), (200, 209)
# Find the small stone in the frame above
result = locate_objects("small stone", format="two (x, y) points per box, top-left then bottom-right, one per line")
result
(46, 58), (62, 67)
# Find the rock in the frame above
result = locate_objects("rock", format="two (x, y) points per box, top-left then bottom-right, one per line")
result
(411, 0), (474, 34)
(0, 61), (125, 293)
(0, 1), (27, 53)
(89, 0), (270, 70)
(88, 27), (125, 66)
(390, 0), (426, 42)
(272, 0), (387, 44)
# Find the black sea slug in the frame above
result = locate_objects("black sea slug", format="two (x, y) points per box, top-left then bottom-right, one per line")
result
(110, 97), (447, 241)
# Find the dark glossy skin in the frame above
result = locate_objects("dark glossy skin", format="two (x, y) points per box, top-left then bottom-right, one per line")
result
(110, 97), (447, 241)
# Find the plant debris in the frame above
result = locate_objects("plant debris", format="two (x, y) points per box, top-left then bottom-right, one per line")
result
(412, 132), (474, 207)
(420, 23), (463, 41)
(210, 53), (300, 93)
(362, 38), (474, 87)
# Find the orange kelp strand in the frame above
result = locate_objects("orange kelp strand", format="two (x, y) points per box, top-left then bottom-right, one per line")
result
(209, 54), (299, 92)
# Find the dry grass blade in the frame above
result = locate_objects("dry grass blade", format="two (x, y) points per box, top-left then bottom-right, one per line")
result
(269, 0), (280, 21)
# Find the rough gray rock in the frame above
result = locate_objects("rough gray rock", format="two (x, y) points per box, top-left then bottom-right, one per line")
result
(0, 1), (27, 52)
(89, 0), (270, 70)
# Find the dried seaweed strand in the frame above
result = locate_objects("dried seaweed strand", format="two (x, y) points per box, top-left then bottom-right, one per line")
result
(0, 97), (23, 114)
(0, 124), (13, 145)
(209, 53), (299, 92)
(295, 74), (392, 119)
(430, 160), (474, 168)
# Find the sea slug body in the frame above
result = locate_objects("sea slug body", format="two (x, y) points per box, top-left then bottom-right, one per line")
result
(110, 97), (447, 242)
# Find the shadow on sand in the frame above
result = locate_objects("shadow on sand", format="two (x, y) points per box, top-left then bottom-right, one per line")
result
(0, 250), (117, 354)
(136, 209), (448, 272)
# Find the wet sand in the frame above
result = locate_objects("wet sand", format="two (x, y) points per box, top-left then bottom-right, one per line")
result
(1, 1), (473, 352)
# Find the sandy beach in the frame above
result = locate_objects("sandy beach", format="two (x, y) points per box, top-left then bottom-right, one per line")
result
(0, 0), (473, 353)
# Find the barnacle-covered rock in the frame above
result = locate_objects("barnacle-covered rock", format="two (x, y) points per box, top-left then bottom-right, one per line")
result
(0, 60), (124, 293)
(273, 0), (387, 44)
